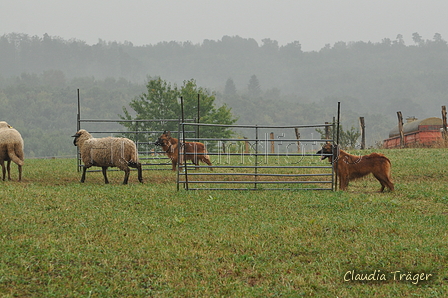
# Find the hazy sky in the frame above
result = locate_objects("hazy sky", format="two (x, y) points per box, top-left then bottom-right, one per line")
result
(2, 0), (448, 51)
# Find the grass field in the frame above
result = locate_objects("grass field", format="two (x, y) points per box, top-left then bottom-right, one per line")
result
(0, 148), (447, 297)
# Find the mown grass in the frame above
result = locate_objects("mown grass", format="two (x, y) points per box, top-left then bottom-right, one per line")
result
(0, 148), (447, 297)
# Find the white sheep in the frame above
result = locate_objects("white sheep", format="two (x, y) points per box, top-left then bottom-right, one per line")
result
(72, 129), (143, 184)
(0, 121), (24, 182)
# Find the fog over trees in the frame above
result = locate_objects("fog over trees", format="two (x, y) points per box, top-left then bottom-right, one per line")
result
(0, 32), (447, 156)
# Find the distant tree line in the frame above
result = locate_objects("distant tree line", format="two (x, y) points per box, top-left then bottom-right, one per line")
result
(1, 32), (448, 156)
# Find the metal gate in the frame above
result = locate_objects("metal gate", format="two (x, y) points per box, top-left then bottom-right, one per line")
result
(176, 123), (336, 191)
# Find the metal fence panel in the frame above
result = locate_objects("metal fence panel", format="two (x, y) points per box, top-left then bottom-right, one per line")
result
(177, 123), (335, 191)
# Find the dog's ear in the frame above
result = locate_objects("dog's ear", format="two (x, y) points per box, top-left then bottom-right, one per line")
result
(166, 131), (171, 137)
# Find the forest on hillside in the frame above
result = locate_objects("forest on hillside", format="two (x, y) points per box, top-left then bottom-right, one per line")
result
(0, 32), (447, 157)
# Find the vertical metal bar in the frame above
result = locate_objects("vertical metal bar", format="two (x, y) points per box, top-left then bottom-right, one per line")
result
(134, 120), (138, 148)
(336, 102), (341, 146)
(77, 89), (81, 131)
(197, 93), (200, 140)
(180, 96), (189, 190)
(254, 125), (259, 190)
(176, 121), (180, 191)
(335, 102), (341, 191)
(331, 121), (336, 191)
(76, 89), (81, 172)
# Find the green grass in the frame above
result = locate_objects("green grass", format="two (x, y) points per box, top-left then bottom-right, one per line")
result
(0, 148), (447, 297)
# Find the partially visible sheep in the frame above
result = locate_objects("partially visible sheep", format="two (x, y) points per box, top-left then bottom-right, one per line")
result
(72, 129), (143, 184)
(0, 121), (24, 182)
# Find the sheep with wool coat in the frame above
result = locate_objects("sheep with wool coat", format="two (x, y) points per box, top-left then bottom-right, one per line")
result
(0, 121), (24, 182)
(72, 129), (143, 184)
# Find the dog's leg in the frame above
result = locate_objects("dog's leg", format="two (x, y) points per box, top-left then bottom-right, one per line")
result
(383, 177), (394, 192)
(192, 156), (199, 170)
(339, 175), (349, 190)
(201, 156), (213, 170)
(374, 173), (394, 192)
(384, 170), (394, 191)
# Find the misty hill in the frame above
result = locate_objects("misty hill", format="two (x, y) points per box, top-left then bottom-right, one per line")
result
(1, 32), (447, 157)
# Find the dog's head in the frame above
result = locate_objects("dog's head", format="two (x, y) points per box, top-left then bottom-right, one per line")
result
(316, 142), (335, 160)
(154, 131), (172, 147)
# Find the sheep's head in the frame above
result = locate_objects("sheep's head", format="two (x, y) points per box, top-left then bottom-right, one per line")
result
(0, 121), (12, 129)
(72, 129), (91, 146)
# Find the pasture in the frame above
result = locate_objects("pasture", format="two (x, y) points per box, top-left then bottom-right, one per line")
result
(0, 148), (447, 297)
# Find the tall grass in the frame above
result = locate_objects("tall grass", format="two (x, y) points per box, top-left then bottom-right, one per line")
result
(0, 148), (447, 297)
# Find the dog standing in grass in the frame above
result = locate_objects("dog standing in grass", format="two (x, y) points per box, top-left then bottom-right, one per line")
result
(154, 131), (212, 171)
(316, 143), (394, 192)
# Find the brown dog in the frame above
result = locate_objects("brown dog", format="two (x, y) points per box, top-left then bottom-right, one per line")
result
(316, 143), (394, 192)
(154, 131), (212, 171)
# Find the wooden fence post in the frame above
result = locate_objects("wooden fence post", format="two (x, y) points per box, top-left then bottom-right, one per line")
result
(397, 111), (404, 148)
(294, 128), (301, 153)
(359, 117), (365, 149)
(442, 105), (447, 146)
(324, 122), (330, 140)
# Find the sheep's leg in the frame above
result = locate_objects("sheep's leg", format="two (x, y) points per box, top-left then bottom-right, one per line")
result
(122, 168), (130, 185)
(1, 161), (5, 181)
(80, 166), (88, 183)
(129, 162), (143, 183)
(17, 163), (22, 182)
(102, 167), (109, 184)
(137, 163), (143, 183)
(128, 161), (143, 183)
(6, 160), (11, 181)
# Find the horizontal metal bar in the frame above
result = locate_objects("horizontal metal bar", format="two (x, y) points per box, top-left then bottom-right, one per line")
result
(181, 123), (333, 129)
(80, 168), (169, 172)
(179, 173), (333, 177)
(186, 188), (333, 191)
(183, 152), (330, 157)
(80, 119), (194, 123)
(178, 165), (332, 169)
(178, 180), (332, 184)
(84, 130), (195, 134)
(181, 138), (333, 143)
